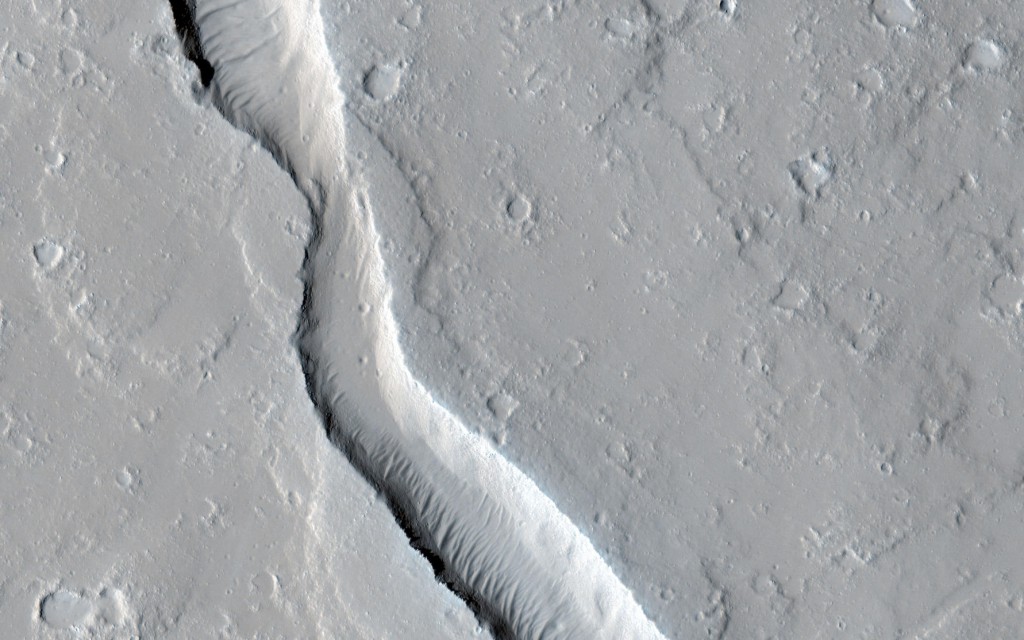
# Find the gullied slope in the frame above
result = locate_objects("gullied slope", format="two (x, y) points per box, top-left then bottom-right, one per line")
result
(186, 0), (668, 637)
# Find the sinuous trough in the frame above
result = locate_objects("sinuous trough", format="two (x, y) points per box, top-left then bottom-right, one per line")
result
(178, 0), (668, 638)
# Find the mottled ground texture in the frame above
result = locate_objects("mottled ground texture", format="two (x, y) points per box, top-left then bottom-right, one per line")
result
(2, 0), (1024, 638)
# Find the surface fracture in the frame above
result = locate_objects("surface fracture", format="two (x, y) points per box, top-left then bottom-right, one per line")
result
(178, 0), (668, 637)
